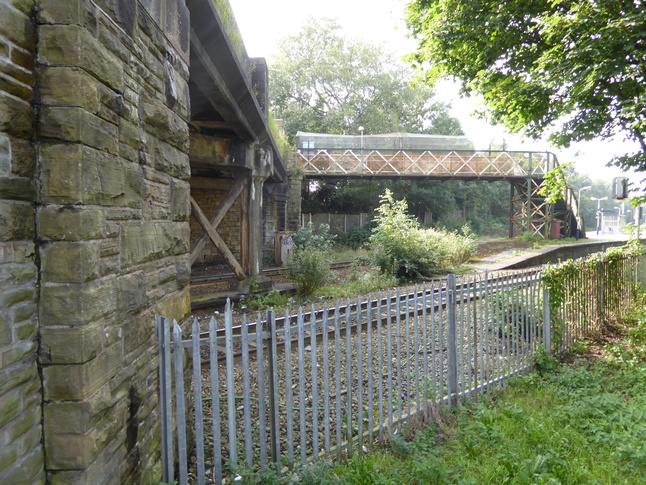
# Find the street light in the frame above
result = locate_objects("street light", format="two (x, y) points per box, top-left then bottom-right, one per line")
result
(591, 196), (608, 235)
(575, 186), (591, 239)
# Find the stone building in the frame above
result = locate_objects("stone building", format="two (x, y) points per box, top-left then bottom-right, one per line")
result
(0, 0), (289, 483)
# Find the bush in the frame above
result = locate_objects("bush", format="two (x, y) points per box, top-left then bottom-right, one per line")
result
(369, 190), (476, 279)
(294, 222), (336, 251)
(288, 246), (331, 296)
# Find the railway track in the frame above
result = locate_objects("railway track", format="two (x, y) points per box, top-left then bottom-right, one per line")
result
(190, 260), (355, 285)
(190, 268), (541, 363)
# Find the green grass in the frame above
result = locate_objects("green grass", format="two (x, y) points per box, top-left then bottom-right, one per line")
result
(233, 308), (646, 484)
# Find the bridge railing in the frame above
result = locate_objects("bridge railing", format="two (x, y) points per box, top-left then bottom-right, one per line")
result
(296, 149), (556, 179)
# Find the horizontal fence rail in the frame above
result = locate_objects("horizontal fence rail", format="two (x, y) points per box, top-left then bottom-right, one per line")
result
(159, 253), (640, 484)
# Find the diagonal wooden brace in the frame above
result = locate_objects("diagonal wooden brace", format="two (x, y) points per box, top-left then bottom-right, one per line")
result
(189, 178), (246, 266)
(190, 195), (246, 280)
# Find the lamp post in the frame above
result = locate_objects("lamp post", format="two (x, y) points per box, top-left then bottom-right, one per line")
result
(591, 196), (608, 235)
(576, 186), (591, 239)
(358, 126), (364, 165)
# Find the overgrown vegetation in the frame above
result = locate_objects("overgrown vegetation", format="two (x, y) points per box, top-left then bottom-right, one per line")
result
(369, 190), (476, 279)
(287, 223), (336, 296)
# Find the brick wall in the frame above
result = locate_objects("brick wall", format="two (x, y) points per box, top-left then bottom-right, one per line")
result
(190, 177), (242, 265)
(0, 0), (45, 483)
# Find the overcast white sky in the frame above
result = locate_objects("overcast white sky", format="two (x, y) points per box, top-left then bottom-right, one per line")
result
(229, 0), (641, 185)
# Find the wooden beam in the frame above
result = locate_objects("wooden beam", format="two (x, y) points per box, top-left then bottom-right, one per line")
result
(189, 178), (246, 265)
(190, 196), (246, 280)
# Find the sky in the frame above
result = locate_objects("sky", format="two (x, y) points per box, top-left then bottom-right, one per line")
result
(228, 0), (641, 186)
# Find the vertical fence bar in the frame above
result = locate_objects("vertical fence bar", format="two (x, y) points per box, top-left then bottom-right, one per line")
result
(322, 304), (331, 453)
(366, 295), (374, 444)
(310, 304), (319, 459)
(404, 292), (411, 423)
(377, 292), (384, 441)
(334, 304), (342, 461)
(158, 317), (173, 483)
(209, 317), (223, 483)
(345, 298), (353, 457)
(224, 301), (237, 467)
(241, 315), (253, 467)
(431, 282), (437, 402)
(413, 287), (421, 415)
(267, 311), (281, 466)
(395, 290), (403, 427)
(543, 288), (551, 354)
(386, 290), (394, 436)
(447, 274), (458, 407)
(297, 308), (306, 464)
(283, 309), (294, 467)
(422, 283), (429, 412)
(356, 297), (364, 453)
(172, 323), (188, 485)
(192, 319), (206, 485)
(438, 283), (445, 402)
(254, 314), (267, 469)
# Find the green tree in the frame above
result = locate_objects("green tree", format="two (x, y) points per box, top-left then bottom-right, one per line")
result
(405, 0), (646, 183)
(269, 17), (463, 141)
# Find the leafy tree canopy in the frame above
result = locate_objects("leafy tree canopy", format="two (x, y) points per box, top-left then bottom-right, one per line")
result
(405, 0), (646, 180)
(269, 17), (463, 141)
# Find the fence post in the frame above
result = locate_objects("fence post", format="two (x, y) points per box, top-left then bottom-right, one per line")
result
(157, 316), (173, 482)
(266, 310), (281, 465)
(542, 288), (551, 354)
(446, 274), (458, 407)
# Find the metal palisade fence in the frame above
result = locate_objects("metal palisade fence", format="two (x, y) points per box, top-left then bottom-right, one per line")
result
(158, 253), (640, 485)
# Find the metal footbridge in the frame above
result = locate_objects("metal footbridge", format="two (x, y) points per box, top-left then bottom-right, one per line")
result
(295, 132), (583, 238)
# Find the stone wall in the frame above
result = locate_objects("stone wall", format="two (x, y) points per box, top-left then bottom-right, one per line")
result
(0, 1), (45, 483)
(0, 0), (192, 483)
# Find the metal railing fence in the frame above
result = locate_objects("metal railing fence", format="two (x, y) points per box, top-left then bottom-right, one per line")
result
(159, 253), (639, 485)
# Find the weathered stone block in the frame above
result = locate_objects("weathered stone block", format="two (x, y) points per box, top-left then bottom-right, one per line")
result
(39, 278), (117, 327)
(42, 343), (121, 401)
(0, 200), (34, 241)
(0, 389), (21, 428)
(40, 321), (103, 365)
(39, 144), (143, 207)
(0, 92), (32, 138)
(39, 106), (119, 156)
(0, 286), (35, 309)
(0, 134), (10, 175)
(171, 178), (190, 221)
(41, 241), (100, 283)
(1, 339), (37, 367)
(2, 401), (39, 442)
(14, 318), (37, 341)
(154, 287), (190, 323)
(154, 138), (190, 180)
(0, 176), (34, 201)
(141, 94), (189, 152)
(118, 117), (143, 151)
(0, 73), (32, 102)
(120, 221), (189, 268)
(38, 205), (105, 241)
(0, 360), (37, 396)
(43, 383), (114, 435)
(0, 312), (9, 347)
(0, 2), (35, 51)
(0, 447), (45, 485)
(116, 272), (146, 315)
(38, 24), (123, 90)
(0, 445), (18, 476)
(0, 262), (36, 288)
(8, 137), (34, 178)
(35, 0), (97, 27)
(39, 67), (100, 112)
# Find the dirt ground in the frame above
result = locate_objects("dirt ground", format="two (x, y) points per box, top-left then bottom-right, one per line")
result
(474, 239), (534, 259)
